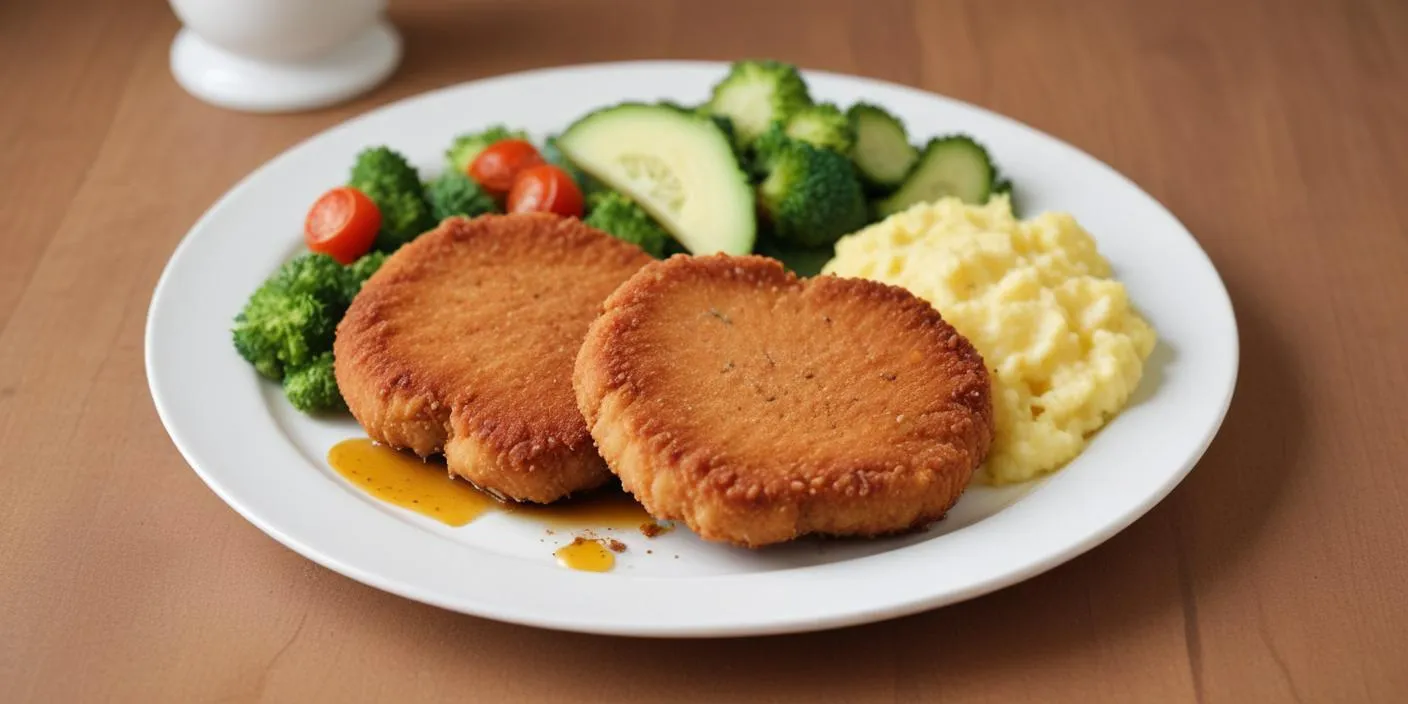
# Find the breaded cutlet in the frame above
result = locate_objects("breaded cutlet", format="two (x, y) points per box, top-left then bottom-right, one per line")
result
(574, 254), (994, 547)
(334, 214), (653, 503)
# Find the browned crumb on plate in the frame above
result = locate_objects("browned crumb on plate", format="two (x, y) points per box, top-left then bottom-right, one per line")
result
(605, 538), (627, 553)
(639, 521), (674, 538)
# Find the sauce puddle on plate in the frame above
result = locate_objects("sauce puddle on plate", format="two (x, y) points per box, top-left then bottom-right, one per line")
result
(327, 438), (496, 527)
(326, 438), (662, 571)
(553, 538), (617, 572)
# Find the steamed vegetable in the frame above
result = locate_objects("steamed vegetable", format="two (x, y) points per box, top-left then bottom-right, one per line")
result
(232, 254), (348, 382)
(784, 102), (853, 153)
(756, 130), (868, 248)
(283, 351), (343, 413)
(425, 170), (497, 221)
(348, 147), (434, 252)
(875, 135), (996, 217)
(847, 103), (918, 192)
(556, 102), (756, 255)
(584, 191), (669, 257)
(233, 251), (386, 413)
(446, 125), (528, 175)
(705, 60), (812, 147)
(343, 251), (388, 300)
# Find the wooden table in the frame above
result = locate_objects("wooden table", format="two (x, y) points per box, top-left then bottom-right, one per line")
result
(3, 0), (1405, 701)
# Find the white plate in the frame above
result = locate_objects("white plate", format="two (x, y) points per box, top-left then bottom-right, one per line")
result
(146, 61), (1238, 637)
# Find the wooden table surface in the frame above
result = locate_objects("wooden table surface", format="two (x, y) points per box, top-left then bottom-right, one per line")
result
(3, 0), (1406, 701)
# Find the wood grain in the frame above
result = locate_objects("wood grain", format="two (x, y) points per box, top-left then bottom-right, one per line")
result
(1, 0), (1405, 701)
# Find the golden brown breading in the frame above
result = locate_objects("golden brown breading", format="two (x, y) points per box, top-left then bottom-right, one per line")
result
(574, 254), (994, 547)
(335, 214), (653, 503)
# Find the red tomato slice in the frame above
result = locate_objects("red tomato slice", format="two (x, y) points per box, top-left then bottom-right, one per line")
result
(468, 139), (546, 198)
(304, 186), (381, 264)
(506, 165), (585, 218)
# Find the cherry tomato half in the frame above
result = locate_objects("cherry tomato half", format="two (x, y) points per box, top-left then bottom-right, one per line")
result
(506, 165), (585, 218)
(304, 186), (381, 264)
(468, 139), (545, 198)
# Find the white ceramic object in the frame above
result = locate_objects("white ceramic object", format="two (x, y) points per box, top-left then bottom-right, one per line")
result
(146, 62), (1239, 637)
(168, 0), (400, 113)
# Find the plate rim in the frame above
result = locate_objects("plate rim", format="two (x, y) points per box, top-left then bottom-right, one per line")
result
(145, 59), (1239, 637)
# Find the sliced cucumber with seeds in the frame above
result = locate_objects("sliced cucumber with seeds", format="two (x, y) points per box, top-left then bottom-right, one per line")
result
(556, 103), (756, 255)
(847, 103), (918, 192)
(875, 135), (995, 217)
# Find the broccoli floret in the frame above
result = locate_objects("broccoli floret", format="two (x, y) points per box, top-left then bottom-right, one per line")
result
(233, 292), (334, 381)
(276, 252), (352, 301)
(445, 125), (528, 174)
(341, 251), (387, 301)
(751, 121), (791, 177)
(784, 102), (853, 153)
(366, 185), (435, 252)
(756, 135), (869, 248)
(350, 146), (422, 194)
(283, 352), (345, 413)
(706, 60), (812, 147)
(232, 254), (347, 381)
(349, 146), (435, 253)
(425, 170), (496, 222)
(584, 192), (669, 257)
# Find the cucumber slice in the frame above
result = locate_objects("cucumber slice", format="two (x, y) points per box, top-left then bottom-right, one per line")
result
(875, 135), (995, 217)
(847, 103), (918, 192)
(557, 103), (756, 255)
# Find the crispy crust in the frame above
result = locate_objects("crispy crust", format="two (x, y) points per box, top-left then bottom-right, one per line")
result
(574, 254), (994, 546)
(335, 214), (653, 503)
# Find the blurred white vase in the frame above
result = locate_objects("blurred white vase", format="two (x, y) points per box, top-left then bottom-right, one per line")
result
(168, 0), (401, 113)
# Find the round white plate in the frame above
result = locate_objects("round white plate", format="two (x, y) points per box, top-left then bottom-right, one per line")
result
(146, 61), (1238, 637)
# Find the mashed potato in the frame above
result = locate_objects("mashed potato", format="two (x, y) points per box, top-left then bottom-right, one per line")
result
(823, 196), (1156, 484)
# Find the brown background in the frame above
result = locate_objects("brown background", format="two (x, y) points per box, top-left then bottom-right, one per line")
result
(2, 0), (1406, 701)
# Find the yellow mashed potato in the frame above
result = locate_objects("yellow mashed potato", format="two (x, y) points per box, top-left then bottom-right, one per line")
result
(823, 196), (1156, 484)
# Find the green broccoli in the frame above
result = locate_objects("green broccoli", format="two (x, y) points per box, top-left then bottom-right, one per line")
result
(756, 134), (869, 248)
(277, 252), (352, 300)
(445, 125), (527, 175)
(584, 191), (669, 257)
(341, 251), (388, 301)
(349, 146), (435, 253)
(784, 102), (853, 153)
(283, 352), (344, 413)
(368, 186), (435, 252)
(350, 146), (422, 193)
(705, 60), (812, 147)
(425, 170), (497, 222)
(751, 121), (791, 177)
(232, 254), (347, 381)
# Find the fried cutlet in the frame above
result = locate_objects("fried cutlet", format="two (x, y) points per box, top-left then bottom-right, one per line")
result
(573, 255), (994, 547)
(335, 214), (653, 503)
